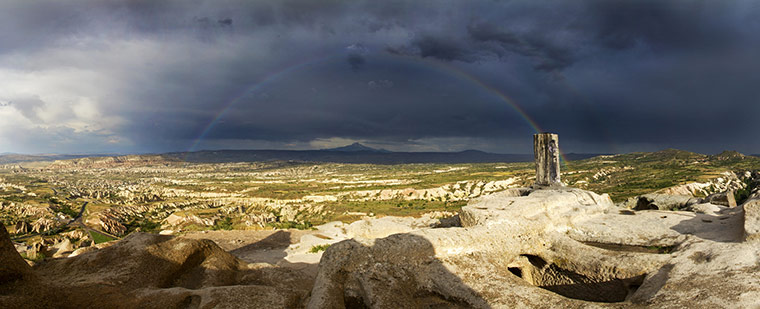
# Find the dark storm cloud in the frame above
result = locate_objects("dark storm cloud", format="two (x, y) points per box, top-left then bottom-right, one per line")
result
(587, 0), (739, 51)
(466, 22), (574, 72)
(1, 0), (760, 154)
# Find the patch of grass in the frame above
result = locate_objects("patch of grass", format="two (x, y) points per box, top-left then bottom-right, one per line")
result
(90, 230), (116, 244)
(213, 217), (234, 230)
(125, 218), (162, 233)
(268, 220), (314, 230)
(308, 244), (330, 253)
(53, 203), (79, 219)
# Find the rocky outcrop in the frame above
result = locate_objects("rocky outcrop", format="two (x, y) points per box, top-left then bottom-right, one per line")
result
(86, 214), (127, 236)
(30, 217), (59, 234)
(2, 232), (313, 308)
(657, 171), (752, 197)
(49, 238), (75, 258)
(744, 198), (760, 241)
(346, 178), (520, 202)
(308, 187), (758, 308)
(620, 193), (700, 211)
(164, 212), (216, 227)
(12, 221), (29, 234)
(703, 190), (737, 207)
(0, 223), (34, 286)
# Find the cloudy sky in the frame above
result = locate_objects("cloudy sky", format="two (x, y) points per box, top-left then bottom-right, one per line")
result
(1, 0), (759, 155)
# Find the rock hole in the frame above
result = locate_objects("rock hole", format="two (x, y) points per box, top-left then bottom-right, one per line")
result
(514, 254), (648, 303)
(508, 267), (523, 278)
(535, 264), (646, 303)
(344, 295), (369, 309)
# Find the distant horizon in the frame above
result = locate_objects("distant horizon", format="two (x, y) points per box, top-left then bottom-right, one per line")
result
(2, 143), (757, 157)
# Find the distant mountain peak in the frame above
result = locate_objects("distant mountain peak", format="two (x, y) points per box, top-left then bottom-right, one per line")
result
(713, 150), (745, 160)
(324, 142), (390, 153)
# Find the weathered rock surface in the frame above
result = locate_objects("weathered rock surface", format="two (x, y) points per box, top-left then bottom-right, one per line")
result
(86, 214), (127, 236)
(703, 190), (737, 207)
(5, 186), (760, 308)
(744, 198), (760, 241)
(0, 223), (34, 286)
(0, 229), (312, 308)
(308, 187), (760, 308)
(622, 193), (701, 211)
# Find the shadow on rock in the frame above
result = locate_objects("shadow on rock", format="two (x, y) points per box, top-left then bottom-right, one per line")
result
(308, 233), (490, 308)
(670, 206), (744, 243)
(1, 229), (313, 308)
(229, 230), (291, 264)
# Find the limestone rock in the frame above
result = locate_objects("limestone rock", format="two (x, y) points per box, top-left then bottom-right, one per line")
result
(308, 187), (757, 308)
(68, 246), (97, 258)
(3, 232), (313, 308)
(13, 221), (29, 235)
(631, 193), (700, 211)
(460, 187), (614, 227)
(164, 212), (215, 227)
(703, 190), (737, 207)
(50, 238), (75, 258)
(86, 215), (127, 236)
(744, 198), (760, 241)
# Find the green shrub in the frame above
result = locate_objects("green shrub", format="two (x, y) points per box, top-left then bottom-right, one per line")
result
(268, 220), (313, 230)
(21, 252), (46, 262)
(735, 178), (760, 205)
(308, 244), (330, 253)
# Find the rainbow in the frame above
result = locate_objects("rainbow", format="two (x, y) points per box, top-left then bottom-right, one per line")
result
(187, 53), (337, 153)
(187, 52), (570, 163)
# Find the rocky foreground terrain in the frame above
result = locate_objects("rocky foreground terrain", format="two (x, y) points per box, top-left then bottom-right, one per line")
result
(2, 181), (760, 308)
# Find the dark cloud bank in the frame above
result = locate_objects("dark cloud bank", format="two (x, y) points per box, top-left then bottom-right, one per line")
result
(1, 0), (759, 154)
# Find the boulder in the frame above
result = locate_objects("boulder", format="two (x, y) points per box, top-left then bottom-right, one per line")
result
(51, 238), (75, 258)
(744, 198), (760, 241)
(703, 190), (737, 207)
(631, 194), (700, 211)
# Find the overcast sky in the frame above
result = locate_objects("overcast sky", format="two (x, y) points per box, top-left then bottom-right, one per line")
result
(1, 0), (759, 155)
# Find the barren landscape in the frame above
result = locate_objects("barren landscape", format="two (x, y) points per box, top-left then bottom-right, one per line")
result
(2, 149), (760, 307)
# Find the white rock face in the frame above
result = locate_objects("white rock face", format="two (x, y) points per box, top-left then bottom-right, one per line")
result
(743, 198), (760, 241)
(308, 187), (760, 308)
(283, 212), (459, 266)
(460, 187), (615, 229)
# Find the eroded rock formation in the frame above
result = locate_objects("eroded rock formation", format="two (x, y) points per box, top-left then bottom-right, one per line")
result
(3, 185), (760, 308)
(0, 224), (312, 308)
(309, 187), (760, 308)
